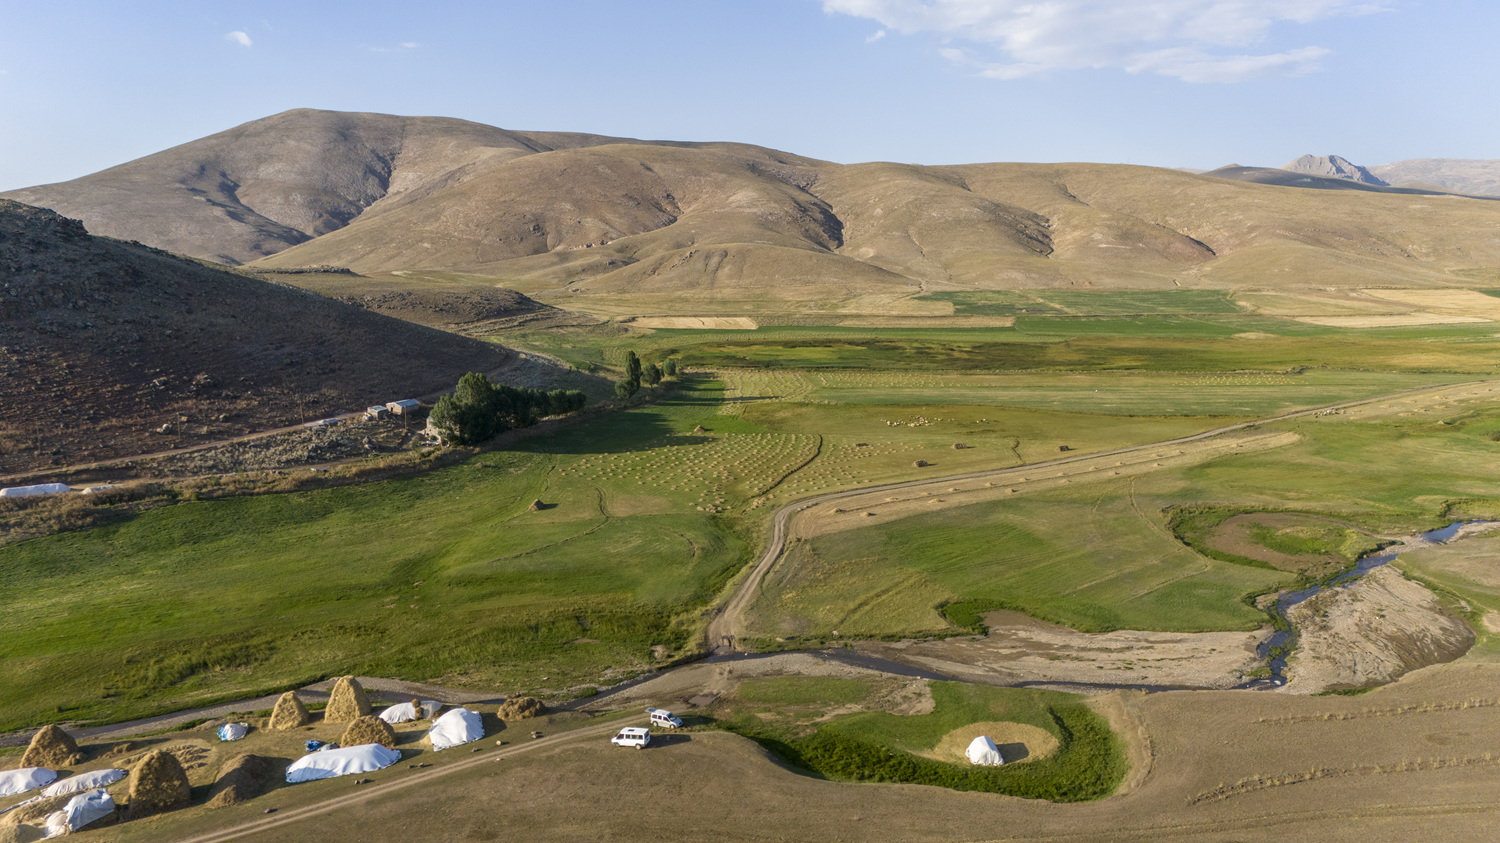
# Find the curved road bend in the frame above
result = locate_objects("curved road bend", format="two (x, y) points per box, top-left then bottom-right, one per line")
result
(704, 378), (1500, 652)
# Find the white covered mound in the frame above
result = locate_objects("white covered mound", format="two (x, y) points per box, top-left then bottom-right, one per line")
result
(44, 789), (114, 837)
(41, 768), (125, 797)
(217, 722), (249, 742)
(377, 701), (443, 724)
(965, 736), (1004, 766)
(285, 744), (401, 783)
(0, 767), (56, 797)
(427, 708), (483, 750)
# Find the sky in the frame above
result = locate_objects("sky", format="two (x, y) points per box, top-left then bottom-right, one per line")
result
(1, 0), (1496, 191)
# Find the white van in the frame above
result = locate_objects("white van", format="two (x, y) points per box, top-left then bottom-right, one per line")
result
(611, 727), (651, 749)
(645, 707), (682, 729)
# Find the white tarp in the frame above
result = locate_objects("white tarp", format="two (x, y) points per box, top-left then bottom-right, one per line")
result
(285, 744), (401, 783)
(426, 707), (483, 750)
(965, 736), (1004, 766)
(0, 483), (71, 498)
(377, 700), (443, 724)
(43, 789), (114, 838)
(0, 767), (56, 797)
(218, 722), (249, 741)
(41, 768), (125, 797)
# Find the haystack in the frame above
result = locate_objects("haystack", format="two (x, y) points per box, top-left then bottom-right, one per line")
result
(497, 697), (546, 720)
(0, 794), (72, 827)
(529, 499), (544, 511)
(339, 715), (397, 749)
(268, 691), (312, 729)
(123, 749), (191, 820)
(20, 725), (85, 768)
(0, 823), (45, 843)
(324, 676), (372, 722)
(205, 754), (270, 808)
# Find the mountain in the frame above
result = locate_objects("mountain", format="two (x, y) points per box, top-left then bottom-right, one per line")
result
(1281, 154), (1388, 186)
(0, 109), (749, 266)
(1369, 158), (1500, 197)
(7, 111), (1500, 304)
(0, 199), (509, 475)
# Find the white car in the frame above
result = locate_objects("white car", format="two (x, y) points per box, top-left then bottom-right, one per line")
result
(645, 707), (682, 729)
(611, 727), (651, 749)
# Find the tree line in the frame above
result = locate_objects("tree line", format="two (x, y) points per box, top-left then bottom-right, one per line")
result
(428, 373), (588, 445)
(615, 352), (678, 399)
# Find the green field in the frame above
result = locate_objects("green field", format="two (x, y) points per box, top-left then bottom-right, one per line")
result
(719, 679), (1125, 801)
(7, 309), (1500, 733)
(747, 394), (1500, 641)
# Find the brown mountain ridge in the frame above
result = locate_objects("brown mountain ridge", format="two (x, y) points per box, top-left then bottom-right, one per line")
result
(6, 110), (1500, 306)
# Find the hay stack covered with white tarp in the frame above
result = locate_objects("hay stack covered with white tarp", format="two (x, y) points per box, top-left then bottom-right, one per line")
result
(0, 768), (56, 798)
(42, 789), (114, 837)
(378, 701), (443, 724)
(40, 768), (125, 797)
(426, 708), (484, 750)
(285, 744), (401, 784)
(965, 736), (1004, 766)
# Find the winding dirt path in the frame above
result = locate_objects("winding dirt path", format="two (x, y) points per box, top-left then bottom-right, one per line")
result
(703, 378), (1500, 652)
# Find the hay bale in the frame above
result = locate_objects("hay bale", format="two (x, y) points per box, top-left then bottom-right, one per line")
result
(123, 749), (191, 820)
(324, 676), (372, 723)
(0, 794), (72, 827)
(529, 499), (543, 511)
(0, 824), (45, 843)
(497, 697), (546, 721)
(20, 725), (85, 768)
(338, 716), (397, 749)
(268, 691), (312, 730)
(912, 459), (928, 468)
(409, 699), (425, 721)
(205, 754), (270, 808)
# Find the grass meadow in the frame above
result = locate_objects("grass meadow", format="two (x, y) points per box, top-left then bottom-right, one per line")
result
(6, 301), (1500, 732)
(718, 679), (1125, 801)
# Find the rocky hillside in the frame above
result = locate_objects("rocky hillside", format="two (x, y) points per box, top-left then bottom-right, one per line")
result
(0, 200), (509, 475)
(1281, 154), (1388, 186)
(1369, 158), (1500, 197)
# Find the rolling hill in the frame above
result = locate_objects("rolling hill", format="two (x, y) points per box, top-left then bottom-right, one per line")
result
(7, 110), (1500, 310)
(0, 199), (510, 475)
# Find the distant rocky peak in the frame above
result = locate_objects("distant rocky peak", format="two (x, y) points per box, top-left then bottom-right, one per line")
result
(1281, 154), (1389, 186)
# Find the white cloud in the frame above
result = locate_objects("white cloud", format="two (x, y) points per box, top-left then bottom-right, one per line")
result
(369, 41), (421, 53)
(866, 29), (887, 43)
(823, 0), (1385, 82)
(225, 30), (252, 48)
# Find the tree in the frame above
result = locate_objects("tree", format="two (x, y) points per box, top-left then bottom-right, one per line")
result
(643, 362), (662, 386)
(662, 358), (678, 377)
(624, 351), (642, 385)
(615, 378), (639, 400)
(428, 373), (587, 445)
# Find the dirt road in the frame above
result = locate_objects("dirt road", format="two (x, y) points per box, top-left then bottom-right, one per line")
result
(172, 714), (647, 843)
(704, 379), (1500, 652)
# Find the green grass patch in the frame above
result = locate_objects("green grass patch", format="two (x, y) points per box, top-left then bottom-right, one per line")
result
(724, 682), (1125, 802)
(737, 676), (876, 707)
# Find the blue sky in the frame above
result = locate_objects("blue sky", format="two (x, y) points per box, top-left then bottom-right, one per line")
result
(1, 0), (1495, 191)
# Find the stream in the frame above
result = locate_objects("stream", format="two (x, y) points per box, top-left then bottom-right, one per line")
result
(1242, 519), (1494, 689)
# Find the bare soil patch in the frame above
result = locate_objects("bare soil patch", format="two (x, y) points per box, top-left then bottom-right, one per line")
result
(624, 316), (758, 330)
(1282, 566), (1475, 694)
(858, 610), (1267, 691)
(1293, 313), (1489, 327)
(921, 720), (1058, 765)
